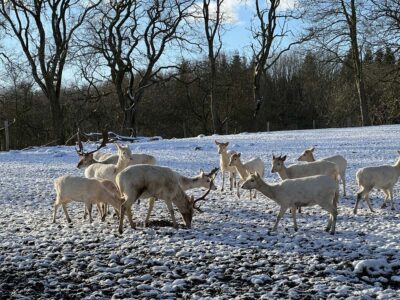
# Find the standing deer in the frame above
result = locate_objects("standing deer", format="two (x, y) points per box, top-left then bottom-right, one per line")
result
(215, 140), (237, 191)
(298, 147), (347, 196)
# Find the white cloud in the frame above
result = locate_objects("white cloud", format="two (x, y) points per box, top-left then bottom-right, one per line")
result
(279, 0), (298, 10)
(220, 0), (243, 23)
(190, 0), (245, 24)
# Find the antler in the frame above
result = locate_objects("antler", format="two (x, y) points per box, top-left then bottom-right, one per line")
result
(193, 168), (219, 212)
(85, 130), (109, 155)
(75, 128), (84, 155)
(206, 167), (219, 179)
(76, 129), (110, 156)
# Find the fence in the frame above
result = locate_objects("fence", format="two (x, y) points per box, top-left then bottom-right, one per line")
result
(0, 120), (14, 151)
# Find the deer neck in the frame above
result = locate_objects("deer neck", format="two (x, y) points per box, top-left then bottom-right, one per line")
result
(394, 159), (400, 175)
(102, 192), (120, 212)
(256, 178), (277, 201)
(179, 175), (200, 191)
(277, 165), (289, 180)
(234, 160), (248, 180)
(220, 150), (230, 167)
(115, 157), (129, 173)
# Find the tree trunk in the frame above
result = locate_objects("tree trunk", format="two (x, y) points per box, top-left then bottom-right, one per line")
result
(349, 0), (371, 126)
(49, 95), (65, 144)
(210, 60), (222, 134)
(253, 69), (263, 131)
(354, 72), (370, 126)
(120, 107), (139, 137)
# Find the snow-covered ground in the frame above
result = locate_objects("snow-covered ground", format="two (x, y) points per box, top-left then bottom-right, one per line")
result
(1, 125), (400, 299)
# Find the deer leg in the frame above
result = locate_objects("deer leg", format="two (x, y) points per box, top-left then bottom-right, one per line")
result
(389, 188), (395, 210)
(272, 206), (287, 232)
(221, 171), (225, 192)
(119, 195), (137, 234)
(145, 197), (156, 226)
(342, 173), (346, 196)
(381, 190), (389, 209)
(53, 202), (60, 223)
(236, 179), (241, 198)
(354, 189), (364, 214)
(165, 200), (178, 228)
(290, 206), (298, 232)
(365, 192), (375, 213)
(126, 207), (135, 228)
(119, 204), (125, 234)
(83, 206), (88, 220)
(329, 207), (338, 234)
(62, 204), (72, 223)
(86, 203), (93, 223)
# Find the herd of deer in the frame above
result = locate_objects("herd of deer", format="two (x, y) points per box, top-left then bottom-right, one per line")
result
(52, 133), (400, 235)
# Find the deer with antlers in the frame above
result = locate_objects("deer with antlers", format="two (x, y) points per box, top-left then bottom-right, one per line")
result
(116, 165), (217, 234)
(76, 129), (156, 169)
(145, 167), (219, 225)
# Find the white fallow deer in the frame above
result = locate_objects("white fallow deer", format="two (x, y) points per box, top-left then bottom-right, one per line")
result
(298, 147), (348, 196)
(84, 143), (132, 183)
(354, 152), (400, 214)
(53, 175), (123, 223)
(145, 168), (218, 225)
(228, 153), (264, 199)
(77, 144), (155, 169)
(271, 155), (339, 181)
(271, 154), (339, 213)
(116, 165), (216, 234)
(241, 173), (339, 234)
(215, 140), (237, 191)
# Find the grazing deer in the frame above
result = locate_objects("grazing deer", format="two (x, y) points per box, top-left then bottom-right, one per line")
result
(145, 168), (218, 225)
(116, 165), (216, 234)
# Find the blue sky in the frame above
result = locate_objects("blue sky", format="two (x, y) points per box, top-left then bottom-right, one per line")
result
(210, 0), (298, 55)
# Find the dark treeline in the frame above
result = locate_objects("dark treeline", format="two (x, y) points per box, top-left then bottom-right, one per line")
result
(1, 48), (399, 149)
(1, 0), (400, 149)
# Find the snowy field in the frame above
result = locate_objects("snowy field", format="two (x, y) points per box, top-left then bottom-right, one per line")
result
(1, 125), (400, 299)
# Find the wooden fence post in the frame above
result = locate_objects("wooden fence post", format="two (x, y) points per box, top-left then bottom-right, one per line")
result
(267, 121), (270, 132)
(313, 120), (316, 129)
(4, 120), (9, 151)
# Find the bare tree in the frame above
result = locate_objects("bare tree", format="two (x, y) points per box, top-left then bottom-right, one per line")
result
(299, 0), (371, 126)
(251, 0), (310, 121)
(370, 0), (400, 81)
(0, 0), (101, 144)
(82, 0), (194, 136)
(202, 0), (225, 134)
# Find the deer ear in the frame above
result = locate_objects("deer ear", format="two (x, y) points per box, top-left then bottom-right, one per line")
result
(282, 155), (287, 161)
(309, 147), (315, 152)
(237, 153), (241, 157)
(214, 140), (219, 145)
(254, 171), (260, 178)
(225, 142), (229, 146)
(272, 154), (276, 159)
(200, 168), (204, 175)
